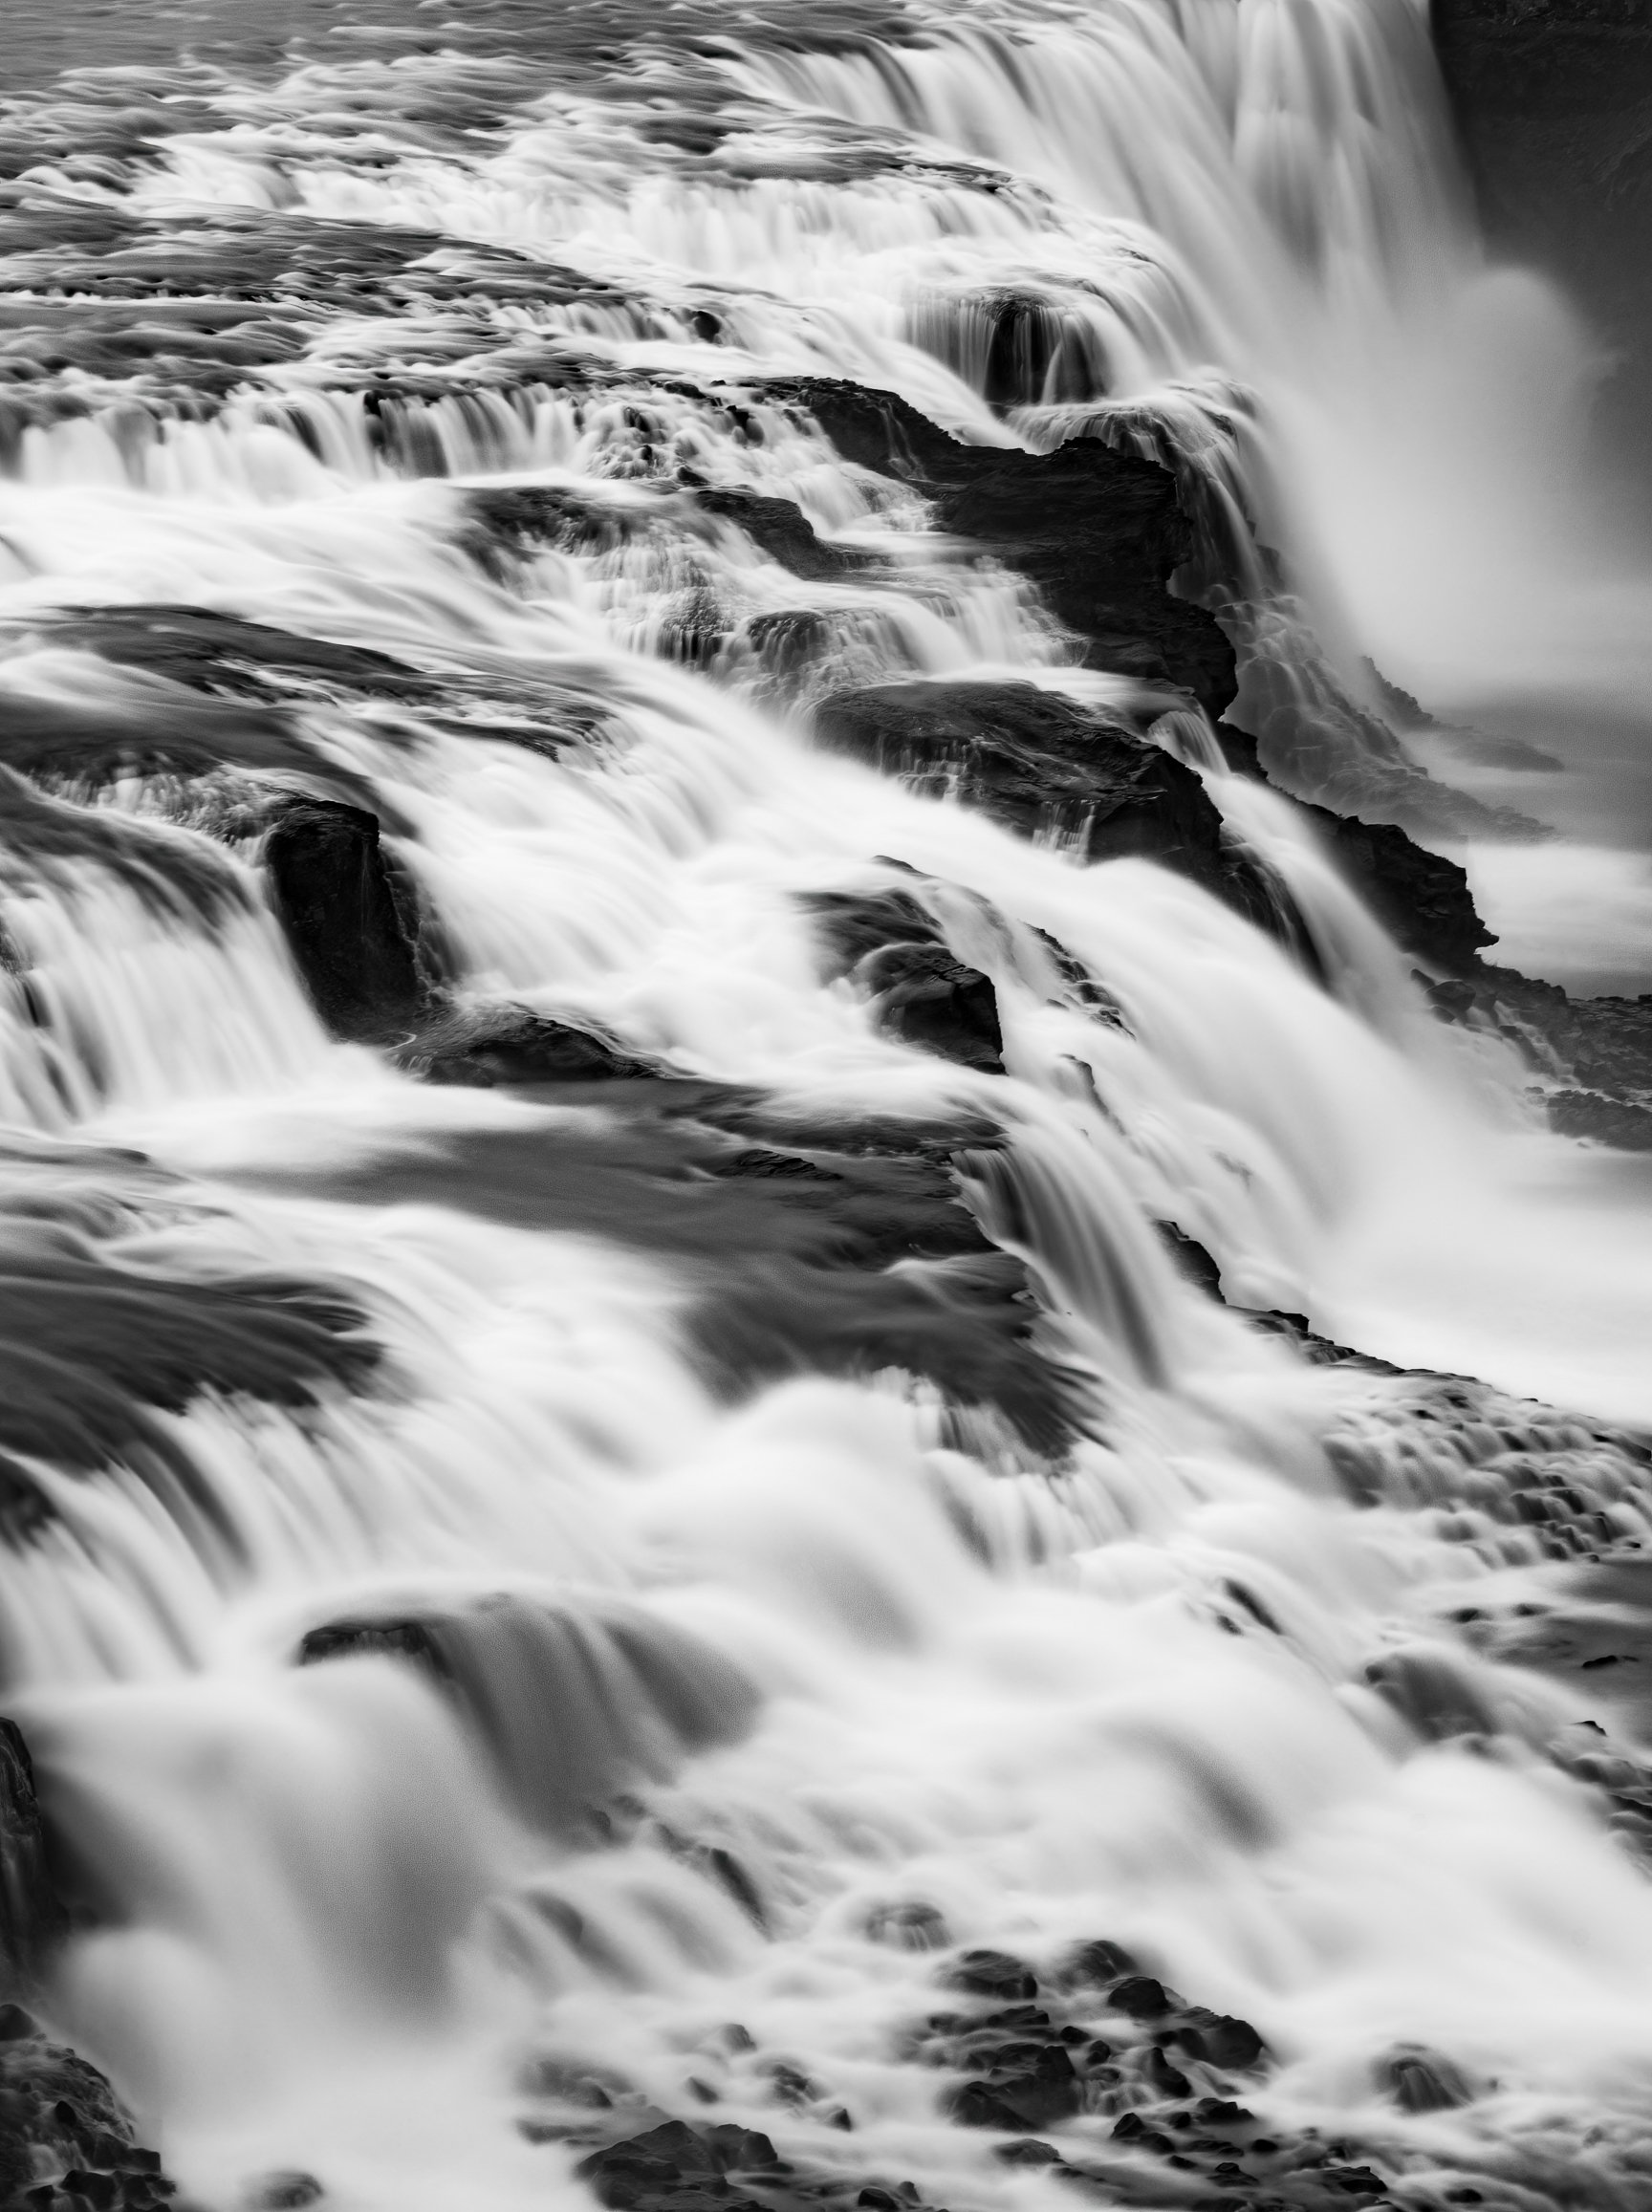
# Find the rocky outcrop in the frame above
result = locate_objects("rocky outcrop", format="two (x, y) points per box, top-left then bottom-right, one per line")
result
(0, 1714), (181, 2209)
(1431, 0), (1652, 467)
(397, 1007), (663, 1087)
(264, 797), (432, 1042)
(802, 888), (1003, 1073)
(770, 380), (1235, 717)
(815, 682), (1278, 929)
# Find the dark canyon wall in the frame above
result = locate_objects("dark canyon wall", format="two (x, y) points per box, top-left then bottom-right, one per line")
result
(1431, 0), (1652, 470)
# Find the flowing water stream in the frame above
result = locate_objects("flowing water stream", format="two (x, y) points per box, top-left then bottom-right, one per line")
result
(5, 5), (1652, 2208)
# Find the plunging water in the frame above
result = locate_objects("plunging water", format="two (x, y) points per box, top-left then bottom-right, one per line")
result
(4, 5), (1652, 2209)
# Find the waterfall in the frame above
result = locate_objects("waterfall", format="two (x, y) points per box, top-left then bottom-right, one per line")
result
(2, 6), (1652, 2210)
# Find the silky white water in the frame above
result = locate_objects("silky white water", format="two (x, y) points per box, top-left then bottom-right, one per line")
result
(2, 5), (1652, 2209)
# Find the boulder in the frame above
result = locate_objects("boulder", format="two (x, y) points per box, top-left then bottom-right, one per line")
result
(264, 797), (430, 1041)
(1431, 0), (1652, 470)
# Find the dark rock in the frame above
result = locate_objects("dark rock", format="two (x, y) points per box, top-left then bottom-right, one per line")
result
(0, 1247), (376, 1547)
(1062, 1939), (1143, 1987)
(690, 485), (862, 583)
(1545, 1090), (1652, 1151)
(813, 682), (1275, 928)
(1167, 2012), (1267, 2072)
(994, 2140), (1065, 2167)
(246, 2177), (324, 2210)
(275, 1108), (1079, 1461)
(1, 1716), (64, 1990)
(1155, 1225), (1223, 1301)
(264, 798), (428, 1042)
(576, 2119), (781, 2210)
(1431, 0), (1652, 473)
(803, 885), (1002, 1069)
(296, 1592), (758, 1843)
(946, 1950), (1039, 2001)
(770, 379), (1234, 715)
(1141, 2048), (1192, 2099)
(859, 944), (1003, 1073)
(1364, 1650), (1496, 1742)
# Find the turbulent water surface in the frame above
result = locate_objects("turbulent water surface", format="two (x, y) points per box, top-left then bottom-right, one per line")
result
(5, 5), (1652, 2210)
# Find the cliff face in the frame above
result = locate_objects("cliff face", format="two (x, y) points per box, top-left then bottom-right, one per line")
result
(1431, 0), (1652, 465)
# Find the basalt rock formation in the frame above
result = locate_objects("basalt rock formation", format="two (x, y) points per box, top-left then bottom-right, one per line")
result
(0, 1713), (179, 2210)
(815, 683), (1274, 927)
(1431, 0), (1652, 468)
(769, 380), (1236, 718)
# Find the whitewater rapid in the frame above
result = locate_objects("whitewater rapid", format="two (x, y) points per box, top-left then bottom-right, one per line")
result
(2, 5), (1652, 2210)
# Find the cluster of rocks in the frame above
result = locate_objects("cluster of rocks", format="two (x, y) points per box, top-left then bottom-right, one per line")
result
(0, 1720), (179, 2212)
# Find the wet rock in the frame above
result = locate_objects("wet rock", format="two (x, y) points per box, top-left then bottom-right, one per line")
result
(297, 1591), (758, 1843)
(1433, 0), (1652, 473)
(771, 379), (1234, 716)
(993, 2139), (1065, 2168)
(1364, 1649), (1497, 1743)
(246, 2177), (324, 2210)
(813, 682), (1275, 928)
(39, 605), (436, 710)
(1545, 1089), (1652, 1151)
(264, 798), (429, 1042)
(689, 484), (863, 583)
(1378, 2046), (1474, 2114)
(0, 765), (246, 924)
(275, 1107), (1079, 1461)
(0, 2019), (177, 2209)
(946, 1950), (1039, 2001)
(0, 1245), (378, 1546)
(801, 891), (1008, 1077)
(865, 1902), (952, 1951)
(1062, 1939), (1143, 1987)
(1, 1716), (64, 1990)
(861, 945), (1002, 1073)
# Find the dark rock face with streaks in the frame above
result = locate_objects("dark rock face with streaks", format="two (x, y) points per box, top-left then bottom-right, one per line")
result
(815, 683), (1275, 927)
(770, 380), (1236, 717)
(0, 1714), (179, 2210)
(1431, 0), (1652, 469)
(264, 799), (433, 1043)
(802, 887), (1003, 1073)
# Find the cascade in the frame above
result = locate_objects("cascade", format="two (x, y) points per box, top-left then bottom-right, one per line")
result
(0, 7), (1650, 2212)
